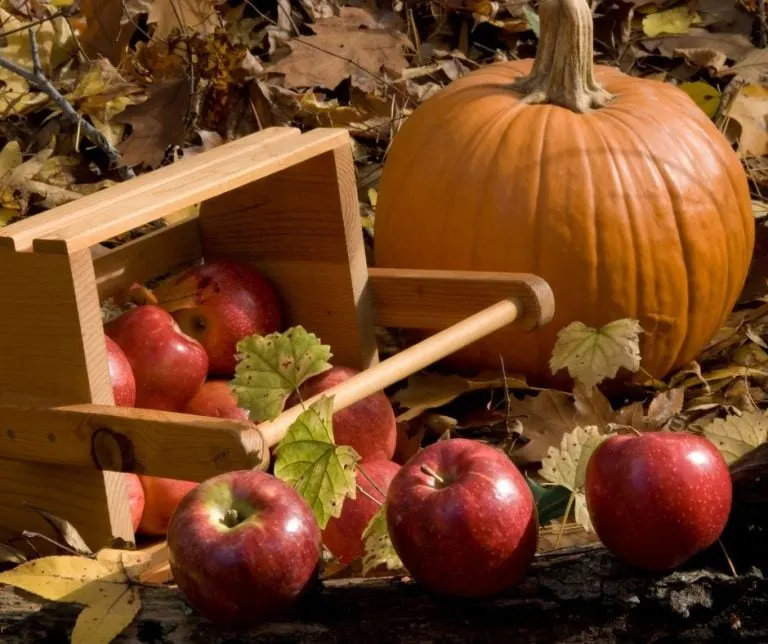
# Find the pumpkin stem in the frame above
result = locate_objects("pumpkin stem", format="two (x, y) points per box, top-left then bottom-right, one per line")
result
(511, 0), (613, 113)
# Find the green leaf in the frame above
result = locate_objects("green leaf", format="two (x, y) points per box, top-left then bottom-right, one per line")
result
(273, 396), (360, 529)
(523, 5), (540, 37)
(361, 506), (405, 576)
(526, 476), (571, 526)
(231, 325), (333, 422)
(549, 319), (643, 391)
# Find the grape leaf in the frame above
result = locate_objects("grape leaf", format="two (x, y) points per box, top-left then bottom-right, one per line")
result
(549, 319), (643, 391)
(702, 410), (768, 464)
(538, 425), (613, 532)
(361, 506), (405, 576)
(0, 548), (154, 643)
(231, 325), (333, 422)
(273, 396), (360, 529)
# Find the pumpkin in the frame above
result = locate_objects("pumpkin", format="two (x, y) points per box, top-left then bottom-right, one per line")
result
(373, 0), (755, 386)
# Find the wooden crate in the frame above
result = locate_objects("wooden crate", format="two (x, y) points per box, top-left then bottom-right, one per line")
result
(0, 126), (554, 552)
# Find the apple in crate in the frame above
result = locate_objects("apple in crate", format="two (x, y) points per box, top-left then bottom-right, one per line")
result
(322, 458), (400, 565)
(154, 261), (283, 376)
(386, 438), (538, 597)
(167, 470), (322, 625)
(292, 366), (397, 461)
(105, 336), (136, 407)
(138, 476), (199, 536)
(105, 305), (209, 412)
(184, 380), (250, 420)
(585, 431), (732, 571)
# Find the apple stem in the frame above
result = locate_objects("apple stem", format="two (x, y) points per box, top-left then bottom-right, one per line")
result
(222, 508), (240, 528)
(420, 465), (446, 486)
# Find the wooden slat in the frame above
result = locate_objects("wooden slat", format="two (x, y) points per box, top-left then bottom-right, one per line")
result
(199, 142), (379, 372)
(0, 127), (300, 253)
(0, 404), (267, 482)
(29, 129), (353, 255)
(93, 218), (202, 300)
(368, 268), (555, 331)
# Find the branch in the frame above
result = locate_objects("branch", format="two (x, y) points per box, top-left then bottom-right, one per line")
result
(0, 28), (135, 180)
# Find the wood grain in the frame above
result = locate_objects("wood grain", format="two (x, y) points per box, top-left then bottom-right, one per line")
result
(199, 142), (379, 372)
(0, 127), (301, 253)
(0, 404), (267, 481)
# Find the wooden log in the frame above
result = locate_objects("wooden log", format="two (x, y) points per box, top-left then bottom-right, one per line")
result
(0, 545), (765, 642)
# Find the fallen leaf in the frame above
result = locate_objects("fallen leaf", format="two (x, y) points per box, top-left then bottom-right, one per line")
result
(181, 129), (225, 159)
(0, 553), (142, 643)
(147, 0), (227, 41)
(680, 80), (721, 118)
(642, 7), (701, 38)
(361, 506), (405, 576)
(549, 319), (643, 391)
(674, 47), (728, 72)
(642, 28), (756, 62)
(645, 387), (685, 428)
(527, 477), (570, 526)
(115, 77), (193, 167)
(0, 542), (27, 565)
(538, 425), (614, 532)
(702, 410), (768, 464)
(79, 0), (138, 64)
(28, 505), (93, 556)
(273, 396), (361, 529)
(268, 7), (413, 92)
(719, 49), (768, 83)
(231, 325), (333, 422)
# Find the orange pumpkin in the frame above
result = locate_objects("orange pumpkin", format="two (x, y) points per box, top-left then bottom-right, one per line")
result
(373, 0), (755, 386)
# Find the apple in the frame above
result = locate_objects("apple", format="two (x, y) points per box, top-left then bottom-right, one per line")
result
(105, 336), (136, 407)
(291, 366), (397, 461)
(322, 459), (400, 565)
(105, 305), (209, 411)
(183, 380), (250, 421)
(584, 431), (732, 571)
(123, 473), (145, 532)
(154, 260), (283, 376)
(166, 469), (322, 625)
(138, 475), (199, 536)
(386, 438), (538, 597)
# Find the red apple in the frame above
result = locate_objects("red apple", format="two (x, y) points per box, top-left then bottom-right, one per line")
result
(584, 431), (732, 571)
(154, 260), (283, 376)
(292, 366), (397, 461)
(167, 469), (321, 625)
(183, 380), (250, 421)
(105, 336), (136, 407)
(138, 475), (199, 536)
(322, 459), (400, 564)
(105, 305), (209, 411)
(123, 473), (145, 532)
(386, 438), (537, 597)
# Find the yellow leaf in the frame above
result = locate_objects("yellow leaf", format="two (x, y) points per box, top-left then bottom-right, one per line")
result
(549, 319), (643, 391)
(0, 141), (22, 179)
(726, 84), (768, 158)
(680, 81), (721, 119)
(702, 410), (768, 464)
(0, 550), (145, 644)
(538, 425), (614, 532)
(642, 7), (701, 38)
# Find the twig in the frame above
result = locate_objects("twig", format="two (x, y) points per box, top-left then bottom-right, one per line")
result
(0, 28), (135, 180)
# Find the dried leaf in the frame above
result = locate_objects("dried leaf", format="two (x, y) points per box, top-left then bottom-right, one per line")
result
(361, 506), (405, 576)
(79, 0), (137, 64)
(642, 7), (701, 38)
(725, 84), (768, 158)
(702, 410), (768, 464)
(28, 505), (93, 555)
(720, 49), (768, 83)
(645, 387), (685, 428)
(549, 319), (643, 391)
(680, 80), (721, 118)
(115, 77), (193, 167)
(147, 0), (227, 41)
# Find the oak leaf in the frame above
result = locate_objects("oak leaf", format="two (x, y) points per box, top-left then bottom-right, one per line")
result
(147, 0), (227, 41)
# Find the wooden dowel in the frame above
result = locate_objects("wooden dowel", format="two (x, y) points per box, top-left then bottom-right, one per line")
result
(257, 297), (522, 448)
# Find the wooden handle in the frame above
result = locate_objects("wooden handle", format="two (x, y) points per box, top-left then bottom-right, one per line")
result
(257, 298), (523, 448)
(0, 128), (350, 253)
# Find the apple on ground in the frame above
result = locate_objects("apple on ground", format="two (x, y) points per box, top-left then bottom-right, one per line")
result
(105, 305), (209, 412)
(322, 459), (400, 565)
(153, 260), (283, 377)
(584, 431), (732, 571)
(385, 438), (538, 597)
(184, 380), (250, 420)
(291, 366), (397, 461)
(105, 335), (136, 407)
(138, 475), (199, 537)
(166, 469), (322, 625)
(123, 473), (145, 532)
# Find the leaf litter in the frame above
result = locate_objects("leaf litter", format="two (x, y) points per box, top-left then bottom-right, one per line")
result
(1, 0), (768, 626)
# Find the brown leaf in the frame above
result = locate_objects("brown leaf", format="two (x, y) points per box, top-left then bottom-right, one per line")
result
(724, 84), (768, 158)
(147, 0), (227, 41)
(645, 387), (685, 428)
(29, 505), (92, 555)
(642, 28), (756, 62)
(675, 47), (728, 72)
(720, 49), (768, 83)
(80, 0), (137, 64)
(115, 77), (193, 168)
(268, 8), (414, 92)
